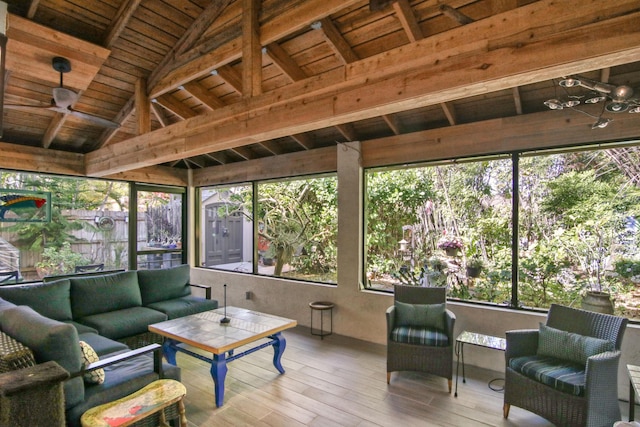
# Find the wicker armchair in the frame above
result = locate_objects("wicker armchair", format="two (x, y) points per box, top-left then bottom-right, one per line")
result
(386, 285), (455, 392)
(504, 304), (628, 427)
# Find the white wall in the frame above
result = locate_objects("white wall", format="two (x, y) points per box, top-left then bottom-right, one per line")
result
(189, 141), (640, 400)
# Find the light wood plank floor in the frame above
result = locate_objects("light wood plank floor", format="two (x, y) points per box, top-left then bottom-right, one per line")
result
(175, 326), (627, 426)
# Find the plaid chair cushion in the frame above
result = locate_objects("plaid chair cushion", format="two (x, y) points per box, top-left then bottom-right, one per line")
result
(390, 326), (449, 346)
(509, 355), (585, 396)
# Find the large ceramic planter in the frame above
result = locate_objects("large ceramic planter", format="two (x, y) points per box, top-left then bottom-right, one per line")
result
(581, 291), (614, 314)
(445, 248), (459, 257)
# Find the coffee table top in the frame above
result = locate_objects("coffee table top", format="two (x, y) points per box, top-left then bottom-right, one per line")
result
(149, 307), (297, 354)
(456, 330), (506, 351)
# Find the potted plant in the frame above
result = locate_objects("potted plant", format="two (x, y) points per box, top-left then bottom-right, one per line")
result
(35, 242), (88, 278)
(437, 236), (463, 256)
(466, 256), (485, 278)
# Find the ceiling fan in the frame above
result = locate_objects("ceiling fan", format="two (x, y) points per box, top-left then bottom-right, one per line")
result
(544, 75), (640, 128)
(5, 57), (119, 129)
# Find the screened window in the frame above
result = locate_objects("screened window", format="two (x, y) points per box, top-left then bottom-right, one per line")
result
(0, 170), (130, 282)
(365, 144), (640, 321)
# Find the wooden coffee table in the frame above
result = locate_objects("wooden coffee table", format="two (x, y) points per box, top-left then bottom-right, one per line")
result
(149, 307), (297, 407)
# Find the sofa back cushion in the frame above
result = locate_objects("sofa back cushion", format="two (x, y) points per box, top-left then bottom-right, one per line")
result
(0, 279), (72, 321)
(0, 305), (84, 408)
(137, 264), (191, 305)
(70, 271), (141, 319)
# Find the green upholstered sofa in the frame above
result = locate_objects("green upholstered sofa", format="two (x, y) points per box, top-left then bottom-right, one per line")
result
(0, 264), (218, 427)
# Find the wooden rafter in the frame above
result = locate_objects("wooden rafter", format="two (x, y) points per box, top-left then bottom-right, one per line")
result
(182, 81), (225, 110)
(382, 114), (401, 135)
(85, 2), (640, 176)
(441, 102), (456, 126)
(230, 145), (257, 160)
(26, 0), (40, 19)
(265, 42), (307, 82)
(336, 123), (358, 141)
(103, 0), (143, 49)
(512, 87), (523, 115)
(148, 0), (234, 97)
(291, 133), (314, 150)
(149, 0), (362, 99)
(205, 152), (230, 165)
(259, 141), (285, 155)
(393, 0), (423, 42)
(439, 4), (474, 25)
(243, 0), (262, 98)
(215, 65), (243, 94)
(154, 94), (197, 120)
(136, 78), (150, 134)
(151, 102), (170, 128)
(317, 18), (358, 65)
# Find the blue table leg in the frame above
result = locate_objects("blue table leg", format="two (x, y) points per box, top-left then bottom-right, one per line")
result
(162, 339), (178, 365)
(272, 333), (286, 374)
(211, 353), (228, 407)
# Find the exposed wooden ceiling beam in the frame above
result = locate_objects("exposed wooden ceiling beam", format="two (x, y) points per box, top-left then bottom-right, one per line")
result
(439, 4), (474, 25)
(204, 152), (230, 165)
(393, 0), (423, 42)
(440, 102), (456, 126)
(85, 3), (640, 176)
(512, 86), (523, 115)
(103, 0), (142, 49)
(27, 0), (39, 19)
(316, 18), (359, 65)
(95, 97), (135, 148)
(382, 114), (402, 135)
(259, 141), (285, 155)
(42, 114), (67, 149)
(153, 94), (198, 120)
(148, 0), (234, 97)
(136, 78), (151, 134)
(243, 0), (262, 98)
(370, 0), (394, 12)
(214, 65), (243, 94)
(230, 145), (257, 160)
(182, 81), (225, 110)
(336, 123), (358, 141)
(265, 42), (307, 82)
(291, 133), (315, 150)
(151, 102), (170, 127)
(149, 0), (361, 99)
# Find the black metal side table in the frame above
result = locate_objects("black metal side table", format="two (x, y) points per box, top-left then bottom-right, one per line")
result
(309, 301), (334, 339)
(455, 330), (506, 397)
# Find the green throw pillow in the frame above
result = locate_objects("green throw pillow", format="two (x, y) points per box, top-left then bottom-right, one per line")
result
(395, 301), (446, 331)
(537, 323), (614, 365)
(0, 279), (72, 321)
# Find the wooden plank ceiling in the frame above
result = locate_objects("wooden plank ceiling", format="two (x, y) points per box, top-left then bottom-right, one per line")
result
(1, 0), (639, 178)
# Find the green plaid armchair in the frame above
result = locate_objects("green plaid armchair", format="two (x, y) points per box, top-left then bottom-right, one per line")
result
(504, 304), (628, 427)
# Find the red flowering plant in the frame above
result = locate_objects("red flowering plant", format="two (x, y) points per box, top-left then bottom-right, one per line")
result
(437, 234), (463, 251)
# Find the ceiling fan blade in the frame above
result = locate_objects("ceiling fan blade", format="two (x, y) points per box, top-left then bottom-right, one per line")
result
(65, 108), (120, 129)
(4, 103), (55, 112)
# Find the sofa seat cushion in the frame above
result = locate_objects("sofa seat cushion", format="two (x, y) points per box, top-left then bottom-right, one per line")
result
(390, 326), (449, 346)
(137, 264), (191, 305)
(146, 295), (218, 319)
(77, 307), (167, 340)
(509, 355), (586, 396)
(0, 306), (84, 409)
(64, 351), (181, 427)
(78, 332), (129, 357)
(0, 279), (72, 320)
(70, 271), (142, 319)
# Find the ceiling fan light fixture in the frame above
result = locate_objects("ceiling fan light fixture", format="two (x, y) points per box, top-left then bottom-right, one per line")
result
(559, 77), (581, 88)
(629, 106), (640, 113)
(592, 117), (612, 129)
(585, 94), (606, 104)
(544, 99), (564, 110)
(563, 99), (580, 108)
(605, 101), (629, 113)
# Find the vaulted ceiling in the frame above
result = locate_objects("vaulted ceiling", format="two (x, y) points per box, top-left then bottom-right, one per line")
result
(1, 0), (639, 182)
